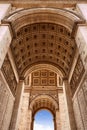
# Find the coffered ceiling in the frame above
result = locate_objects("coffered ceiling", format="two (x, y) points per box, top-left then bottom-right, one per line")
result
(11, 23), (76, 77)
(2, 7), (84, 78)
(30, 95), (59, 116)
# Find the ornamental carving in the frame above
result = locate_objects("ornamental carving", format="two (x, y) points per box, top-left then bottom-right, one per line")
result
(30, 95), (59, 116)
(29, 91), (58, 105)
(70, 56), (85, 96)
(1, 55), (17, 96)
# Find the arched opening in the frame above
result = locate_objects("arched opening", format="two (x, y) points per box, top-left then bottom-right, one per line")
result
(1, 6), (84, 130)
(0, 2), (87, 130)
(34, 109), (54, 130)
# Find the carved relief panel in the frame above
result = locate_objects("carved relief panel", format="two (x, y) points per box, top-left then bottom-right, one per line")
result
(70, 55), (85, 96)
(1, 55), (17, 96)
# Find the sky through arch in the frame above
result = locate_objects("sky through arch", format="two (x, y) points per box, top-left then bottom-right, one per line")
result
(34, 109), (54, 130)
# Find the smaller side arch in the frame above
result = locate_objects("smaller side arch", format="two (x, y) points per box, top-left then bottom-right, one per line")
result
(29, 94), (59, 116)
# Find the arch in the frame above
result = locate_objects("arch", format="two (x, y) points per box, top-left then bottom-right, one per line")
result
(33, 109), (54, 130)
(0, 4), (85, 130)
(30, 94), (59, 116)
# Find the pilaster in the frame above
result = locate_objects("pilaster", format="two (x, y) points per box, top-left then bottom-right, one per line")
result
(9, 80), (24, 130)
(26, 108), (32, 130)
(59, 79), (76, 130)
(55, 109), (61, 130)
(63, 79), (77, 130)
(59, 91), (69, 130)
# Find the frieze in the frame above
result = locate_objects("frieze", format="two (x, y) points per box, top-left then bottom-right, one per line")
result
(70, 55), (85, 96)
(1, 55), (17, 96)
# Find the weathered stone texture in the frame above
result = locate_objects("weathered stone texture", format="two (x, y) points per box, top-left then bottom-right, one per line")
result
(56, 110), (61, 130)
(1, 93), (15, 130)
(0, 71), (14, 130)
(59, 93), (70, 130)
(73, 96), (84, 130)
(9, 81), (24, 130)
(18, 93), (30, 130)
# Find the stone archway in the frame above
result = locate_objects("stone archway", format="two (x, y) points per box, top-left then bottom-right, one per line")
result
(0, 5), (87, 130)
(29, 94), (59, 130)
(30, 94), (59, 115)
(33, 109), (54, 130)
(2, 8), (79, 130)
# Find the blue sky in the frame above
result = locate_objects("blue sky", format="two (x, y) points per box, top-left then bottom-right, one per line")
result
(34, 110), (54, 130)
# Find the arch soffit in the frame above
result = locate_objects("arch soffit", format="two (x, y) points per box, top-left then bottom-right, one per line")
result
(11, 22), (75, 78)
(4, 8), (83, 32)
(30, 94), (59, 115)
(34, 108), (54, 118)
